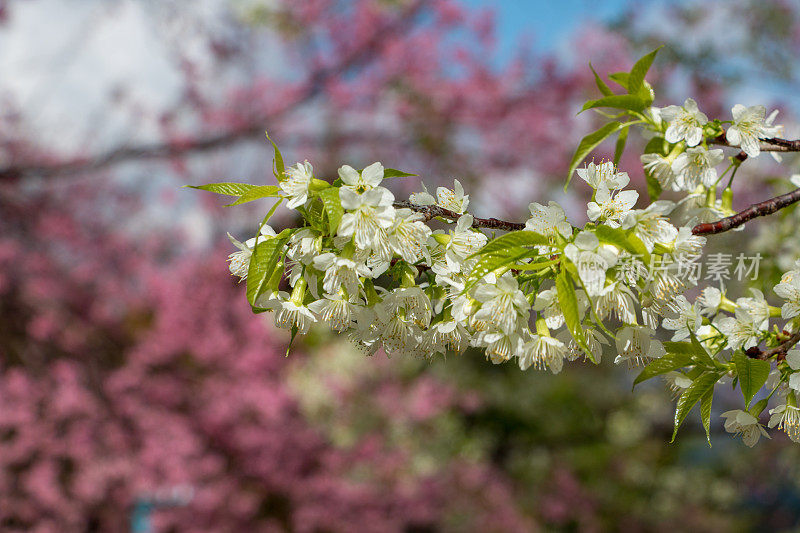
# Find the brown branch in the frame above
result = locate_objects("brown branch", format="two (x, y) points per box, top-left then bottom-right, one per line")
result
(762, 137), (800, 151)
(691, 187), (800, 235)
(394, 200), (525, 232)
(0, 0), (427, 182)
(746, 331), (800, 361)
(710, 133), (800, 153)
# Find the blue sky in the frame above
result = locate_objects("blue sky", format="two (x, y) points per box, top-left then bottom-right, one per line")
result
(460, 0), (662, 56)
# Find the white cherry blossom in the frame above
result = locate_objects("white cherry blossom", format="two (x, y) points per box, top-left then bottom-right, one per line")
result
(227, 225), (277, 279)
(564, 231), (618, 296)
(726, 104), (782, 157)
(768, 402), (800, 442)
(721, 410), (769, 447)
(661, 295), (701, 341)
(614, 325), (665, 367)
(274, 301), (317, 334)
(671, 147), (724, 189)
(641, 152), (677, 190)
(577, 161), (629, 190)
(473, 274), (530, 335)
(338, 187), (395, 255)
(774, 274), (800, 319)
(587, 184), (638, 227)
(436, 179), (469, 213)
(525, 201), (572, 240)
(309, 293), (359, 332)
(281, 161), (314, 209)
(661, 98), (708, 147)
(388, 209), (432, 263)
(339, 162), (384, 194)
(519, 335), (568, 373)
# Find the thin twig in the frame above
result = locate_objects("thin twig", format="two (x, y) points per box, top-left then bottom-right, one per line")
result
(710, 133), (800, 153)
(691, 187), (800, 235)
(393, 200), (525, 232)
(762, 137), (800, 151)
(746, 331), (800, 361)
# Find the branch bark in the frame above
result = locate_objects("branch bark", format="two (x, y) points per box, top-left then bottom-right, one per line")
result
(691, 187), (800, 235)
(393, 200), (525, 231)
(710, 133), (800, 153)
(746, 331), (800, 361)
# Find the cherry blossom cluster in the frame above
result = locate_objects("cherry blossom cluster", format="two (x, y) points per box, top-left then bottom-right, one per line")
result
(199, 50), (800, 447)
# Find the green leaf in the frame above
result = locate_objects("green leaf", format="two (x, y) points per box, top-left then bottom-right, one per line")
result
(661, 341), (697, 357)
(564, 121), (623, 189)
(512, 258), (561, 271)
(286, 325), (299, 357)
(383, 168), (417, 179)
(187, 182), (257, 197)
(261, 198), (283, 226)
(671, 371), (722, 442)
(614, 125), (629, 166)
(317, 186), (343, 235)
(700, 387), (713, 446)
(556, 268), (595, 363)
(608, 72), (629, 90)
(689, 331), (717, 368)
(732, 350), (771, 409)
(225, 185), (282, 206)
(246, 235), (288, 307)
(580, 94), (647, 114)
(642, 135), (666, 201)
(633, 351), (692, 388)
(627, 46), (662, 101)
(589, 62), (614, 96)
(473, 231), (552, 258)
(643, 136), (667, 155)
(467, 247), (534, 288)
(749, 398), (769, 417)
(265, 131), (285, 179)
(304, 198), (327, 233)
(645, 172), (663, 202)
(594, 224), (650, 265)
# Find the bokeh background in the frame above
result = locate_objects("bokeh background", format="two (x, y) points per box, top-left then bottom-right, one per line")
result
(2, 0), (800, 531)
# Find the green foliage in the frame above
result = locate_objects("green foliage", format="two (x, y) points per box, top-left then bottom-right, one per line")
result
(567, 48), (661, 188)
(467, 246), (536, 288)
(565, 122), (624, 189)
(556, 268), (595, 363)
(466, 231), (555, 289)
(186, 182), (258, 197)
(589, 62), (613, 96)
(633, 351), (692, 388)
(265, 131), (285, 179)
(689, 332), (718, 369)
(732, 350), (770, 409)
(614, 125), (629, 166)
(225, 185), (282, 206)
(246, 230), (294, 307)
(607, 72), (629, 90)
(474, 230), (552, 257)
(382, 168), (417, 179)
(627, 46), (662, 104)
(700, 388), (713, 446)
(317, 186), (344, 234)
(580, 94), (649, 114)
(595, 224), (651, 264)
(642, 137), (667, 201)
(671, 371), (723, 443)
